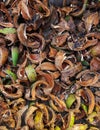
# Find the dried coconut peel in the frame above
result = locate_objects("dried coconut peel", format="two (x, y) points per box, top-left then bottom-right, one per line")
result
(0, 0), (100, 129)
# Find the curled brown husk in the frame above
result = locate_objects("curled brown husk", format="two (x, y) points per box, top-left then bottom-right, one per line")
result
(0, 0), (100, 129)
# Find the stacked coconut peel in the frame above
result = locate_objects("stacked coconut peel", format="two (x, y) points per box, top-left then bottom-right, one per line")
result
(0, 0), (100, 129)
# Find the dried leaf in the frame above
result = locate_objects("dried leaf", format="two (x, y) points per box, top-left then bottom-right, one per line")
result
(85, 12), (99, 32)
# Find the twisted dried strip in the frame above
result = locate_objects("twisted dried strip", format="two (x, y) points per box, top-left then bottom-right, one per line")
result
(46, 106), (56, 127)
(76, 88), (95, 114)
(36, 102), (49, 124)
(0, 84), (24, 99)
(31, 80), (49, 100)
(36, 62), (57, 71)
(71, 0), (88, 17)
(27, 51), (46, 64)
(76, 70), (98, 87)
(84, 12), (99, 32)
(15, 105), (28, 129)
(0, 109), (15, 128)
(51, 32), (69, 47)
(0, 2), (12, 22)
(33, 0), (50, 17)
(25, 88), (35, 101)
(18, 0), (31, 20)
(55, 51), (66, 71)
(36, 61), (60, 79)
(86, 32), (100, 40)
(85, 88), (95, 114)
(25, 106), (38, 128)
(90, 57), (100, 71)
(17, 24), (45, 50)
(0, 126), (8, 130)
(56, 114), (66, 129)
(49, 94), (66, 112)
(21, 125), (29, 130)
(37, 71), (54, 91)
(61, 62), (82, 84)
(0, 47), (8, 67)
(8, 98), (26, 112)
(90, 74), (100, 88)
(68, 36), (98, 51)
(71, 124), (88, 130)
(17, 58), (28, 81)
(90, 42), (100, 57)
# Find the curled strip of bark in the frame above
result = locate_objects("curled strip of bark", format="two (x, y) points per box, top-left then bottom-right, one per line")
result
(0, 84), (24, 99)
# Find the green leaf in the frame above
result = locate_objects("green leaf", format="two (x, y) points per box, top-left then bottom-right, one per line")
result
(5, 70), (17, 81)
(87, 112), (97, 123)
(54, 126), (61, 130)
(0, 28), (16, 34)
(25, 65), (37, 82)
(34, 111), (44, 130)
(69, 112), (75, 127)
(39, 6), (43, 12)
(29, 102), (35, 106)
(81, 103), (88, 114)
(66, 94), (76, 109)
(65, 15), (70, 21)
(81, 60), (89, 66)
(11, 47), (19, 66)
(89, 127), (99, 130)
